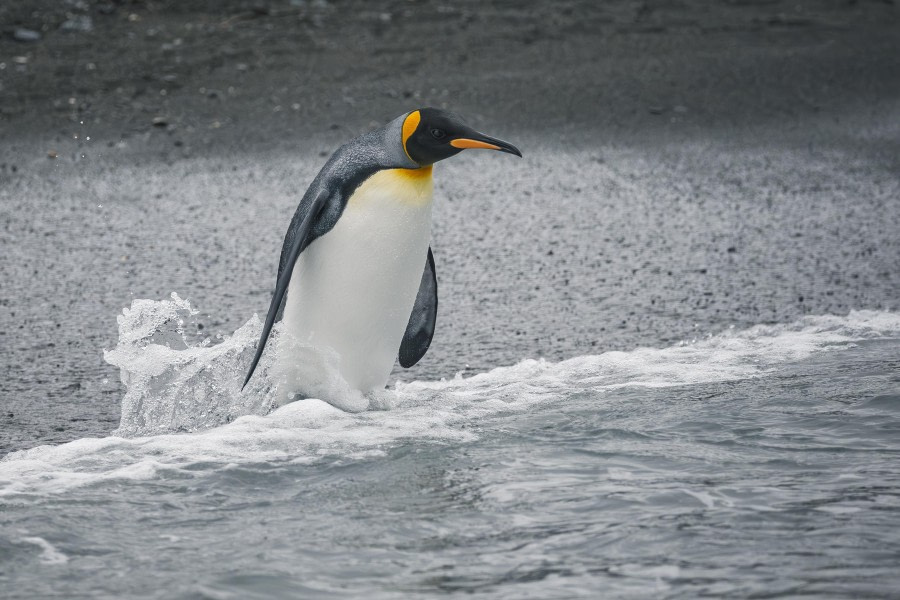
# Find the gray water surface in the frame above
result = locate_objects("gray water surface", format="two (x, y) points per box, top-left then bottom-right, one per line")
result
(2, 311), (899, 598)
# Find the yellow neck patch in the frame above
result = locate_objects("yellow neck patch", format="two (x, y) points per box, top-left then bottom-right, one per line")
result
(394, 165), (432, 180)
(350, 166), (434, 207)
(401, 110), (421, 161)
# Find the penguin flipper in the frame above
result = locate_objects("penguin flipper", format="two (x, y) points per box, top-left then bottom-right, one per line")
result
(242, 189), (329, 390)
(399, 247), (438, 368)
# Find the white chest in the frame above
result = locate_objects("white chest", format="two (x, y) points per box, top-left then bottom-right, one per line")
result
(279, 167), (435, 396)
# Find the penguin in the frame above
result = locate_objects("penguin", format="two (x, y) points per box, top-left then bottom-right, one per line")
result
(242, 108), (521, 404)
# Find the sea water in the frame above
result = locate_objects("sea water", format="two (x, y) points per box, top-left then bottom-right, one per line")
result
(1, 299), (899, 598)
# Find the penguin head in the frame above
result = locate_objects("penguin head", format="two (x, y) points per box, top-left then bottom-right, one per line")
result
(401, 108), (522, 167)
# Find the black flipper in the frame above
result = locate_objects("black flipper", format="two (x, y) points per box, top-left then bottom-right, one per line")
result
(399, 247), (438, 368)
(242, 190), (329, 390)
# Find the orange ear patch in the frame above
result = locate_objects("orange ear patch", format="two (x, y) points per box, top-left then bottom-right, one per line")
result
(402, 110), (421, 159)
(449, 138), (502, 151)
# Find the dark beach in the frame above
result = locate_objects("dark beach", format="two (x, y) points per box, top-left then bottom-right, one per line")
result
(1, 0), (898, 448)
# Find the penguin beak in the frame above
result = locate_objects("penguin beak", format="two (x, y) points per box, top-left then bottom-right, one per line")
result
(450, 132), (522, 157)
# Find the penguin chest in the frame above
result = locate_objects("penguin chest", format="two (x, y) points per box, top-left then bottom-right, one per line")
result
(281, 167), (434, 392)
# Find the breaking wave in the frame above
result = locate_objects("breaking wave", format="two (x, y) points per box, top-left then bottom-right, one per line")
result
(1, 296), (898, 497)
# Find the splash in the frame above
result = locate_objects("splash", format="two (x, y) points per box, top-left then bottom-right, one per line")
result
(104, 293), (378, 437)
(103, 293), (277, 436)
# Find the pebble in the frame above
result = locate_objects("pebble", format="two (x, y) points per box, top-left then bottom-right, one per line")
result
(13, 28), (42, 43)
(60, 16), (94, 34)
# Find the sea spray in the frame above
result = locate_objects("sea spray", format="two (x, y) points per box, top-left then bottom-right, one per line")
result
(104, 293), (377, 437)
(104, 293), (277, 435)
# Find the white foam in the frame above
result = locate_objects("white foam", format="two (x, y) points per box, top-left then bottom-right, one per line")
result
(104, 293), (280, 435)
(1, 306), (898, 497)
(20, 536), (69, 565)
(104, 293), (377, 435)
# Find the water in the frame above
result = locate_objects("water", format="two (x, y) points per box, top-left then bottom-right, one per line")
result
(2, 305), (899, 598)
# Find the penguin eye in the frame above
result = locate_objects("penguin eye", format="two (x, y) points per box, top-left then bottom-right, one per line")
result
(430, 128), (447, 140)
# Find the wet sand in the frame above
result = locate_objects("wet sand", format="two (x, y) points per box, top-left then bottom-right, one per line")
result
(1, 0), (898, 452)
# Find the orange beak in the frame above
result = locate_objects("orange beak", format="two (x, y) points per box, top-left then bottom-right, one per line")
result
(450, 138), (502, 151)
(449, 132), (522, 157)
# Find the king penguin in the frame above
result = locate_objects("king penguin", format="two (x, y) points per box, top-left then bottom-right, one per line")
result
(242, 108), (521, 406)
